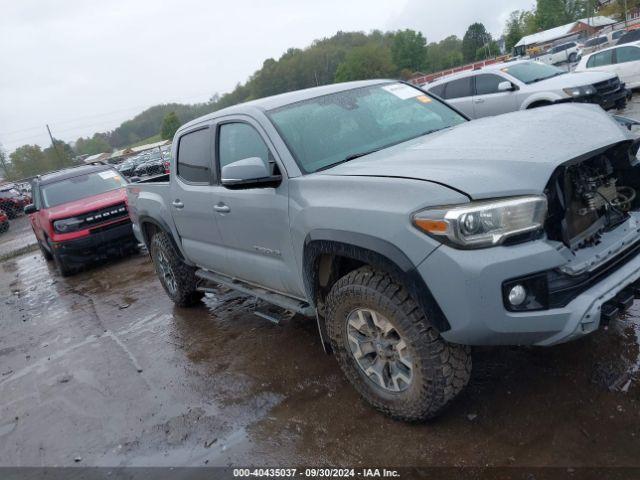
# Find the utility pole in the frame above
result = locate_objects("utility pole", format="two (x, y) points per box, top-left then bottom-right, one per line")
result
(46, 124), (64, 167)
(624, 0), (629, 27)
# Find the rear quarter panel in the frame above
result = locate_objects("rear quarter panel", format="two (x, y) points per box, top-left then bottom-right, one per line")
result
(126, 182), (190, 261)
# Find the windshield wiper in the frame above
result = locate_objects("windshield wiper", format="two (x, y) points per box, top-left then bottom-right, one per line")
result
(316, 148), (384, 172)
(528, 72), (565, 84)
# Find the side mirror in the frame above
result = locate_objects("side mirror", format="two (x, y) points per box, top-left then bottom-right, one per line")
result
(221, 157), (281, 188)
(24, 204), (37, 215)
(498, 81), (516, 92)
(129, 176), (142, 183)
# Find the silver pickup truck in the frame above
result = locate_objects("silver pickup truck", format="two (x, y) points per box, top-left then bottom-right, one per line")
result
(127, 80), (640, 421)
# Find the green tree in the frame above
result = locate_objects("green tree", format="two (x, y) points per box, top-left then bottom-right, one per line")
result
(462, 23), (492, 62)
(504, 11), (524, 52)
(334, 43), (397, 82)
(389, 29), (427, 72)
(9, 145), (51, 178)
(75, 134), (112, 156)
(426, 35), (464, 72)
(160, 112), (181, 140)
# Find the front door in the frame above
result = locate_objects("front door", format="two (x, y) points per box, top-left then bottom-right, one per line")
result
(169, 125), (228, 273)
(472, 73), (518, 118)
(212, 117), (303, 297)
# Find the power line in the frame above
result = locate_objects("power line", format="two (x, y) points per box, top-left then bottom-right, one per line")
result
(0, 90), (214, 137)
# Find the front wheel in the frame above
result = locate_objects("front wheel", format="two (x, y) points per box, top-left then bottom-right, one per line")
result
(325, 267), (471, 421)
(149, 230), (203, 307)
(568, 52), (577, 63)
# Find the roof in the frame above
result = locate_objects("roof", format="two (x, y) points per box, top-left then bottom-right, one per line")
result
(130, 140), (170, 153)
(37, 164), (113, 186)
(427, 60), (530, 86)
(515, 16), (616, 47)
(179, 79), (392, 133)
(83, 152), (110, 163)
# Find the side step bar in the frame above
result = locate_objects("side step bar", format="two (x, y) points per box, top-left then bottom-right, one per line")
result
(195, 269), (316, 317)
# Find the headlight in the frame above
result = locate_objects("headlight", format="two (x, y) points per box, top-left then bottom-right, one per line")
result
(563, 85), (596, 97)
(53, 217), (84, 233)
(412, 196), (547, 249)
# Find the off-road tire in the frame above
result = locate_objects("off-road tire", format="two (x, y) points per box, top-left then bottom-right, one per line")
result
(325, 266), (471, 421)
(149, 230), (203, 307)
(52, 250), (76, 277)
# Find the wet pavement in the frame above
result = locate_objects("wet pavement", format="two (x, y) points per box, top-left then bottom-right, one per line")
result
(0, 246), (639, 467)
(0, 215), (36, 261)
(2, 98), (640, 468)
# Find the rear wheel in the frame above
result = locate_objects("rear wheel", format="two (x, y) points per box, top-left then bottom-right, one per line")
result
(0, 221), (8, 234)
(325, 266), (471, 421)
(568, 52), (577, 63)
(149, 230), (203, 307)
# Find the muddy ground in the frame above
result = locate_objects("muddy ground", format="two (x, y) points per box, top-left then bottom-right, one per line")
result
(1, 98), (640, 468)
(0, 244), (639, 468)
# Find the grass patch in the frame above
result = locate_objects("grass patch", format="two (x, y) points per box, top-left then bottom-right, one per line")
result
(127, 134), (162, 148)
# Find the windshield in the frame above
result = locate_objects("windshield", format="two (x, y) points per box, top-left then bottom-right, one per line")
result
(501, 62), (565, 84)
(267, 83), (466, 173)
(41, 170), (127, 208)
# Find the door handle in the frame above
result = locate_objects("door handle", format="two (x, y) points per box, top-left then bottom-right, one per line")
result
(214, 203), (230, 213)
(474, 98), (485, 104)
(172, 199), (184, 209)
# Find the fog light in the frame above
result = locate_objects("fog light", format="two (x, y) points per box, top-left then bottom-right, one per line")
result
(508, 284), (527, 306)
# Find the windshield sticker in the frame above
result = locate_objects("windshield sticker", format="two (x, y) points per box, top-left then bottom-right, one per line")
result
(382, 84), (421, 100)
(98, 170), (118, 180)
(416, 95), (432, 103)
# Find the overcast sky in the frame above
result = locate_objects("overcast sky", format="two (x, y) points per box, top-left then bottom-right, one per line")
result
(0, 0), (534, 152)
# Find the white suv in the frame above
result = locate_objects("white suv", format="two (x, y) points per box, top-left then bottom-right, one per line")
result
(423, 60), (627, 119)
(538, 41), (581, 65)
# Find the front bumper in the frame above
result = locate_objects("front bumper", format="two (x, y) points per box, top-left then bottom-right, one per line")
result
(418, 233), (640, 347)
(583, 85), (629, 110)
(51, 220), (137, 264)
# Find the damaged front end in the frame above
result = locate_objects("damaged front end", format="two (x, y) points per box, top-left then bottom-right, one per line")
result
(537, 139), (640, 320)
(546, 140), (640, 252)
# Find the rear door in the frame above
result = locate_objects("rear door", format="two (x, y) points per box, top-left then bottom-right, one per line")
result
(212, 116), (304, 297)
(441, 77), (475, 118)
(169, 125), (229, 273)
(471, 73), (518, 117)
(613, 45), (640, 87)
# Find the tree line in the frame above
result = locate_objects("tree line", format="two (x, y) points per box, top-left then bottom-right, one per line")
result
(1, 0), (618, 181)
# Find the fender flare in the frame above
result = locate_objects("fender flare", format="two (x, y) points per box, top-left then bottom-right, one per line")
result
(303, 229), (451, 333)
(137, 215), (190, 263)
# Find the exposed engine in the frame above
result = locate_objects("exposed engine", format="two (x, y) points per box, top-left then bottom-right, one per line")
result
(546, 145), (639, 251)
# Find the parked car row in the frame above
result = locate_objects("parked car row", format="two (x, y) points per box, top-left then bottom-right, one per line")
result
(423, 60), (628, 119)
(0, 184), (31, 218)
(116, 149), (171, 178)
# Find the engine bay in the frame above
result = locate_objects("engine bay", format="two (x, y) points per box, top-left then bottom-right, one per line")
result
(546, 141), (640, 251)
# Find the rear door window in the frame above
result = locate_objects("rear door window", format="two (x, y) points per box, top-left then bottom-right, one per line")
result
(616, 46), (640, 63)
(176, 128), (212, 183)
(443, 77), (473, 99)
(587, 50), (614, 67)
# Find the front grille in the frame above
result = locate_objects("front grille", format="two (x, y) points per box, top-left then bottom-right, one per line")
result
(593, 77), (620, 96)
(77, 202), (128, 230)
